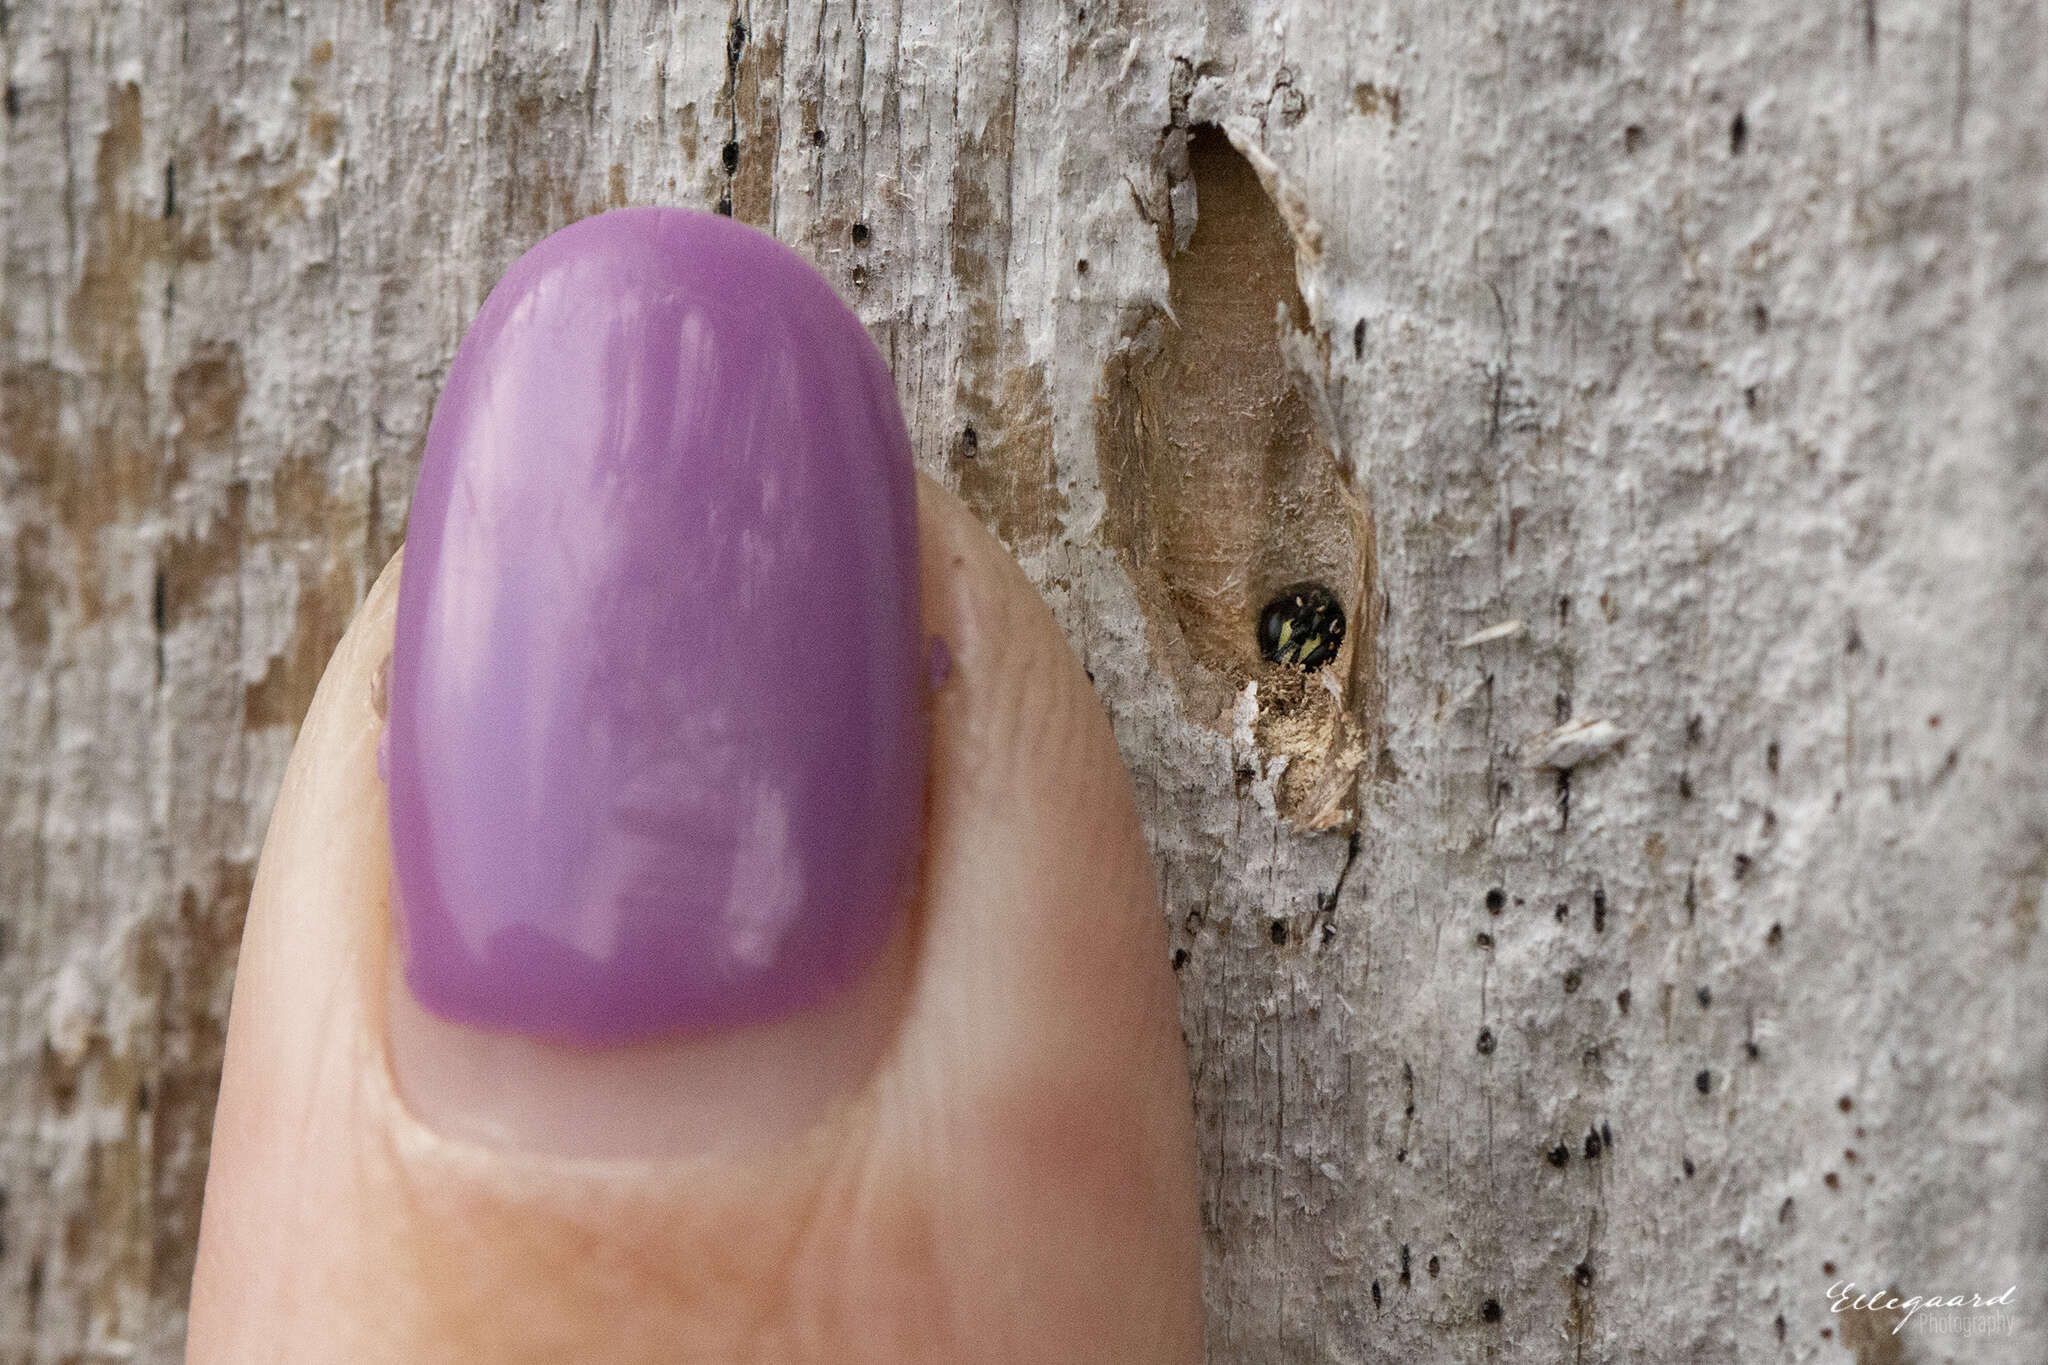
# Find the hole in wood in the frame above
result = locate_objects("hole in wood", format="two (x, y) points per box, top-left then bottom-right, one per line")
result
(1257, 582), (1345, 670)
(1097, 124), (1377, 829)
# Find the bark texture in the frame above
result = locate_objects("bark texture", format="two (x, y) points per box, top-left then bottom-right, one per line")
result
(3, 0), (2046, 1361)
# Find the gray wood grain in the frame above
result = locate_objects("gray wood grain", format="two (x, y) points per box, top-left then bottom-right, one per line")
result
(2, 0), (2044, 1359)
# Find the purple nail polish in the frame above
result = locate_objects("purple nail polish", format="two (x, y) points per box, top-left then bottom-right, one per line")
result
(387, 208), (924, 1045)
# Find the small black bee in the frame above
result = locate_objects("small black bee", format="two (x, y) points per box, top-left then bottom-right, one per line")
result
(1257, 582), (1346, 671)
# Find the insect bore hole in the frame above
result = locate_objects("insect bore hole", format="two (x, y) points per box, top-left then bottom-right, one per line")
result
(1257, 581), (1346, 670)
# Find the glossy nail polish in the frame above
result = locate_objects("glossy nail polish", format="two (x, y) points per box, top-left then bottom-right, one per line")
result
(386, 208), (924, 1046)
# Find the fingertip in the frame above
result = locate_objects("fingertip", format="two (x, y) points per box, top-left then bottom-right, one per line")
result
(190, 549), (403, 1362)
(898, 473), (1205, 1360)
(911, 468), (1168, 964)
(194, 474), (1201, 1363)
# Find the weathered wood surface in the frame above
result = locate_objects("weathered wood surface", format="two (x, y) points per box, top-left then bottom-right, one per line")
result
(3, 0), (2045, 1360)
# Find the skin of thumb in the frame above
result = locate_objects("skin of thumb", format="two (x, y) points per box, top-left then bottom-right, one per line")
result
(186, 473), (1203, 1364)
